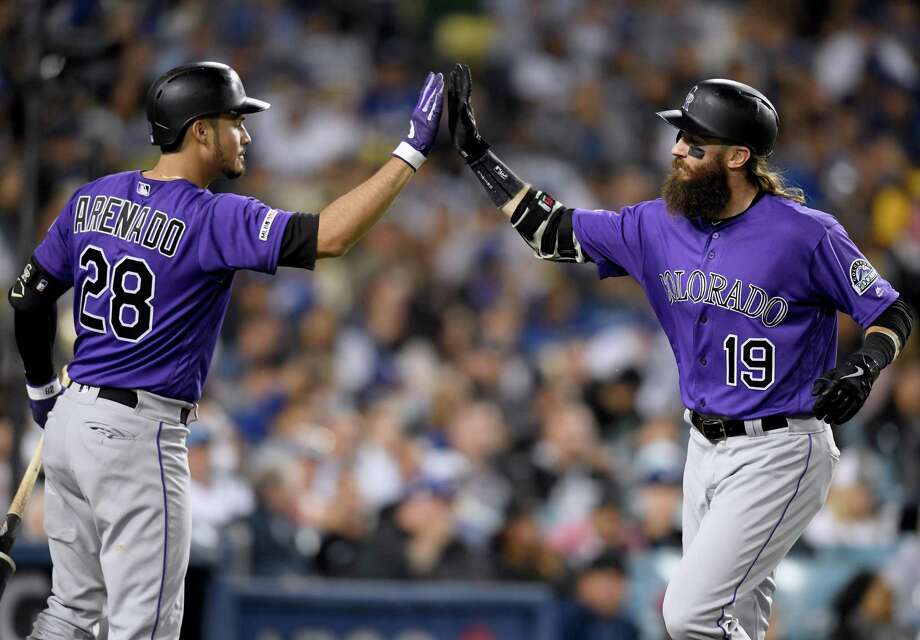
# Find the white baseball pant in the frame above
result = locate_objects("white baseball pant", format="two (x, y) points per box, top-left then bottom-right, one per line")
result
(29, 383), (192, 640)
(662, 416), (839, 639)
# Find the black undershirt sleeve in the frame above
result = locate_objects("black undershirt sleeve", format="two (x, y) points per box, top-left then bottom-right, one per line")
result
(14, 305), (58, 385)
(8, 255), (70, 385)
(278, 212), (319, 270)
(870, 296), (913, 347)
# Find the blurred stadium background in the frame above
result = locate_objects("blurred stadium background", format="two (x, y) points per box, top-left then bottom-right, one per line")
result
(1, 0), (919, 638)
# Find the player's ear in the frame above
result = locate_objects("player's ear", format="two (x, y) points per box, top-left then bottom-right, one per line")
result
(189, 119), (211, 147)
(726, 146), (751, 170)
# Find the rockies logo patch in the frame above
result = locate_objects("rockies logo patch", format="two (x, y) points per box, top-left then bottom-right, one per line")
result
(849, 258), (878, 296)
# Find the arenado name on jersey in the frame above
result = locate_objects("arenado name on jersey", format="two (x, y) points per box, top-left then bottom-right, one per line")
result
(71, 192), (187, 258)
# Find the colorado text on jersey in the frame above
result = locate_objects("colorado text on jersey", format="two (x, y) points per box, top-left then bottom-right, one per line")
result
(72, 194), (187, 258)
(658, 268), (789, 328)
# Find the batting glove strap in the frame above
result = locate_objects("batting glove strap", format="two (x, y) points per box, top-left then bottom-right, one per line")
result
(26, 377), (62, 401)
(392, 141), (427, 172)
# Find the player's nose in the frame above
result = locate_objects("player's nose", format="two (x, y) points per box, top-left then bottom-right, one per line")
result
(241, 124), (252, 146)
(672, 138), (689, 158)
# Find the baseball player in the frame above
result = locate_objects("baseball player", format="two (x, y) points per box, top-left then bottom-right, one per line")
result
(8, 61), (444, 639)
(446, 64), (913, 639)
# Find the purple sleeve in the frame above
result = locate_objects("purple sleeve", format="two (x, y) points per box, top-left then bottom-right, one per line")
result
(572, 204), (644, 279)
(809, 222), (899, 328)
(33, 196), (75, 284)
(197, 194), (294, 274)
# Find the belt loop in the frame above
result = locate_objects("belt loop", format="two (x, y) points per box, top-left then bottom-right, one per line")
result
(744, 418), (765, 437)
(133, 389), (145, 417)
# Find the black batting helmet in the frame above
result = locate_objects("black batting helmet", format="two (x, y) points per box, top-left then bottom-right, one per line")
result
(657, 79), (779, 156)
(146, 62), (270, 148)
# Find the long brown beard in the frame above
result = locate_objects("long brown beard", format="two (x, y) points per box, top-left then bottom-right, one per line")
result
(662, 155), (731, 221)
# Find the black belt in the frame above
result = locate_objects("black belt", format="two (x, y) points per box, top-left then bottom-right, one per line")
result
(691, 411), (787, 441)
(69, 382), (191, 425)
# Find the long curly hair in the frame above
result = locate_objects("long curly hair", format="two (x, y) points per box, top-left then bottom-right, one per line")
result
(746, 155), (806, 203)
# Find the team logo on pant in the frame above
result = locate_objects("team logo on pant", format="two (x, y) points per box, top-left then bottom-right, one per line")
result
(849, 259), (878, 296)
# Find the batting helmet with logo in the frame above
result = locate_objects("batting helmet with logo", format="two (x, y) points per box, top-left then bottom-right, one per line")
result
(656, 79), (779, 156)
(146, 62), (270, 149)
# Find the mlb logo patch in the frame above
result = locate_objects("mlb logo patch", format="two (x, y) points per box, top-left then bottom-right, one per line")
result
(137, 182), (151, 196)
(259, 209), (278, 241)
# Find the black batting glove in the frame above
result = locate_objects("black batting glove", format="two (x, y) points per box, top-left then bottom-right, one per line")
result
(812, 352), (881, 425)
(447, 63), (490, 163)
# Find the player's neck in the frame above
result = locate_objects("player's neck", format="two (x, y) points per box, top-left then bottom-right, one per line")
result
(717, 178), (760, 220)
(144, 154), (214, 189)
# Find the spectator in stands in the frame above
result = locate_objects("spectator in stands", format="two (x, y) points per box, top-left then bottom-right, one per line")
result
(805, 451), (899, 548)
(491, 501), (565, 584)
(247, 466), (313, 577)
(348, 480), (489, 580)
(422, 401), (512, 549)
(187, 422), (255, 552)
(830, 569), (912, 640)
(559, 551), (640, 639)
(865, 362), (920, 495)
(519, 401), (618, 562)
(634, 474), (683, 550)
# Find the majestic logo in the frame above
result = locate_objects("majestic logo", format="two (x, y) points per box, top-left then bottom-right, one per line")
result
(658, 269), (790, 328)
(137, 182), (150, 196)
(683, 86), (698, 110)
(849, 259), (878, 296)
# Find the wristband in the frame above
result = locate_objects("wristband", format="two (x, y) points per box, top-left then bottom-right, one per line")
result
(468, 150), (525, 207)
(392, 142), (427, 171)
(859, 332), (897, 371)
(26, 377), (62, 401)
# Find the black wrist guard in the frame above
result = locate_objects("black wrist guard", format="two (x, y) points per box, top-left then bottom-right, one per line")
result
(860, 332), (896, 371)
(467, 150), (525, 207)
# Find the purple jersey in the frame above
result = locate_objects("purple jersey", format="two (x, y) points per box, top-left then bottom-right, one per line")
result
(34, 170), (297, 402)
(573, 194), (898, 419)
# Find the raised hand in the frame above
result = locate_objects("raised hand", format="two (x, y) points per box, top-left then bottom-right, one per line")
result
(392, 71), (445, 171)
(447, 63), (490, 163)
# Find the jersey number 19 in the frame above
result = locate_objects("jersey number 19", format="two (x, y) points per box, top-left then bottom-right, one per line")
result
(78, 245), (155, 342)
(723, 334), (775, 390)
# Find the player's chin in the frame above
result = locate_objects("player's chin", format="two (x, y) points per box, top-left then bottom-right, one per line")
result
(223, 159), (246, 180)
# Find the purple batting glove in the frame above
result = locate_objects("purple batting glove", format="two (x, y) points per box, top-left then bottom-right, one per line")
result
(392, 71), (444, 171)
(27, 377), (63, 428)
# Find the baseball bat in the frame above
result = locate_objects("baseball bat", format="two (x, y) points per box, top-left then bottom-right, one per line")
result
(0, 434), (44, 600)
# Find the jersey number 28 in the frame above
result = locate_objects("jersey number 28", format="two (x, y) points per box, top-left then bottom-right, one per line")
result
(78, 245), (155, 342)
(723, 334), (775, 390)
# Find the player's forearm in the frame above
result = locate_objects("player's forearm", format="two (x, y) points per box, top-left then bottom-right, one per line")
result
(500, 185), (530, 219)
(315, 157), (414, 258)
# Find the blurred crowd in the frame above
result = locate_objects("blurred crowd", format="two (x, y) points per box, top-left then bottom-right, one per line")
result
(1, 1), (920, 638)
